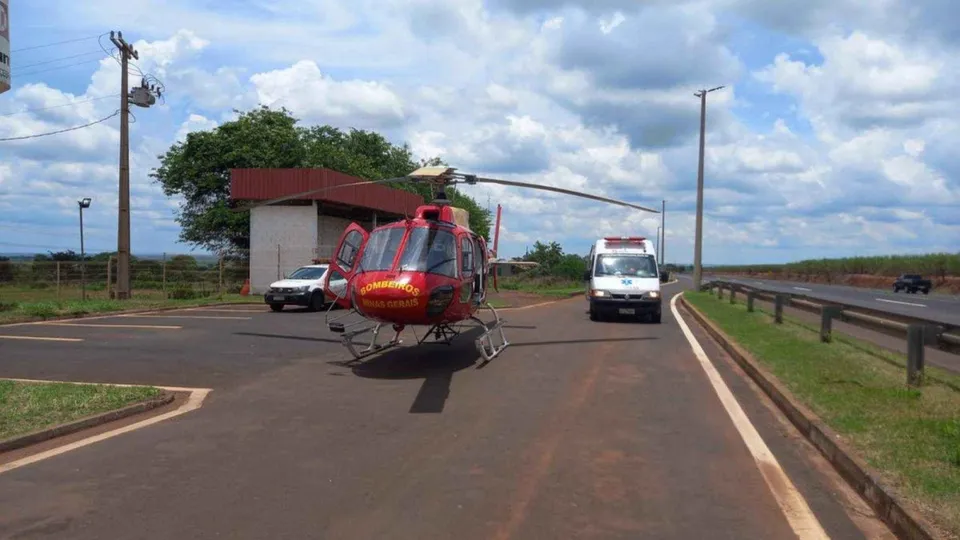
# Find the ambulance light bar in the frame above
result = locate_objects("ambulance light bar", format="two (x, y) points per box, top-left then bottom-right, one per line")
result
(603, 236), (647, 244)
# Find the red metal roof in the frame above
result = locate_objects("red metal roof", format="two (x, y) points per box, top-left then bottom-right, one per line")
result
(230, 168), (424, 216)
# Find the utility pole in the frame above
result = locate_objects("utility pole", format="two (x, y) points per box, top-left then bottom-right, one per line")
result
(660, 199), (665, 263)
(110, 30), (138, 300)
(693, 85), (724, 290)
(78, 198), (92, 301)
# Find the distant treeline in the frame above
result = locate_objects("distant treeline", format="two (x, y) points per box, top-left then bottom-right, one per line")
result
(711, 253), (960, 280)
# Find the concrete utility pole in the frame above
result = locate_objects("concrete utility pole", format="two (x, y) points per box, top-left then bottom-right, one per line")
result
(692, 85), (724, 290)
(660, 199), (665, 263)
(109, 31), (159, 298)
(110, 30), (138, 299)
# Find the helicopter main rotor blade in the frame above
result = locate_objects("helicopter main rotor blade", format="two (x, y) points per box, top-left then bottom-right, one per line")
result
(468, 177), (659, 213)
(231, 176), (417, 213)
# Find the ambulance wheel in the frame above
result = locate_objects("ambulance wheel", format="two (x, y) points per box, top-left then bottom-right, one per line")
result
(651, 312), (662, 324)
(269, 304), (283, 312)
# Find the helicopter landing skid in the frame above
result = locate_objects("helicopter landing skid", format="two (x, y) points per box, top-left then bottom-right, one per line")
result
(341, 322), (402, 361)
(473, 303), (509, 363)
(328, 313), (402, 361)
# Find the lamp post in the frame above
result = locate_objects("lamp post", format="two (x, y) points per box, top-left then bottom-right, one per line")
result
(693, 85), (724, 290)
(78, 197), (91, 301)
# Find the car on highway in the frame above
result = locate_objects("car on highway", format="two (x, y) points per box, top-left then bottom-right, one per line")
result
(264, 264), (348, 312)
(892, 274), (932, 294)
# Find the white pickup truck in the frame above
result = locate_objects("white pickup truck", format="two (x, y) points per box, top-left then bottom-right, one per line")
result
(264, 264), (348, 312)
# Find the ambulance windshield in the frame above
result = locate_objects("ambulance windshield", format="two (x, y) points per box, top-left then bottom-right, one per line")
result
(594, 254), (658, 278)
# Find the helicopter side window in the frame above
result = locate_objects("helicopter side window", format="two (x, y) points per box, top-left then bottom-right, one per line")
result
(399, 227), (458, 278)
(336, 230), (365, 271)
(358, 227), (405, 272)
(461, 237), (474, 277)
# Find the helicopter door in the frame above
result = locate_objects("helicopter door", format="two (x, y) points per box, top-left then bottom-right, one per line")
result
(324, 222), (369, 309)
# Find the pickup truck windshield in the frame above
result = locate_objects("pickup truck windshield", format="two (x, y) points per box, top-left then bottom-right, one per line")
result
(595, 254), (658, 278)
(288, 267), (327, 279)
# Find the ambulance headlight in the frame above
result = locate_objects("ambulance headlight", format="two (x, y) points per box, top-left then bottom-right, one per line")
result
(590, 289), (608, 297)
(647, 291), (660, 299)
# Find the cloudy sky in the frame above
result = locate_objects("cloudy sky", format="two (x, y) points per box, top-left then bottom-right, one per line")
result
(1, 0), (958, 264)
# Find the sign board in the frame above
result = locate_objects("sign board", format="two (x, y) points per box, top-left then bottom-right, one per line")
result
(0, 0), (8, 95)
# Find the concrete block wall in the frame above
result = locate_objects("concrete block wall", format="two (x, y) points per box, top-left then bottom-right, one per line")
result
(249, 203), (319, 294)
(316, 214), (355, 261)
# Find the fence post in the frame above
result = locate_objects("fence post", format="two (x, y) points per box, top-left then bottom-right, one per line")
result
(56, 261), (61, 302)
(820, 306), (842, 343)
(219, 254), (224, 300)
(907, 324), (926, 387)
(729, 287), (736, 304)
(774, 294), (786, 324)
(747, 292), (755, 312)
(107, 256), (114, 299)
(162, 253), (167, 300)
(717, 285), (724, 300)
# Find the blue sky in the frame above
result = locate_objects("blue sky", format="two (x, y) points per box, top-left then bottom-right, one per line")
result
(0, 0), (958, 264)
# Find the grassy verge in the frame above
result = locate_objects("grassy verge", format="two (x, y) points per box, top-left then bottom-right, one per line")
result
(0, 380), (163, 441)
(684, 290), (960, 536)
(498, 278), (583, 297)
(0, 294), (260, 324)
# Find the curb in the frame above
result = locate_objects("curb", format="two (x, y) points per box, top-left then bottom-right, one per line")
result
(0, 390), (176, 454)
(677, 293), (943, 540)
(0, 301), (262, 327)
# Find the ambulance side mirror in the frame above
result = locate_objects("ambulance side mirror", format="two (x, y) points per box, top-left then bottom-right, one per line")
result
(583, 270), (591, 281)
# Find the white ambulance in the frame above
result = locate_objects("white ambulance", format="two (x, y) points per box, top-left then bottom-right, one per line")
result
(584, 236), (662, 323)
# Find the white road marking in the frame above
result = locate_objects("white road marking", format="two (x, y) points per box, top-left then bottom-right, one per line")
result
(0, 335), (84, 342)
(118, 314), (252, 320)
(40, 322), (182, 330)
(0, 379), (212, 475)
(875, 298), (926, 308)
(793, 287), (813, 292)
(670, 294), (830, 539)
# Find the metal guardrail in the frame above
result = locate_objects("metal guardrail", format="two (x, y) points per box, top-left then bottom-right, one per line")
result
(703, 280), (960, 386)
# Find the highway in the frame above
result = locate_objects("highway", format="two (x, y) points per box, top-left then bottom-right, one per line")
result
(698, 274), (960, 327)
(0, 282), (891, 539)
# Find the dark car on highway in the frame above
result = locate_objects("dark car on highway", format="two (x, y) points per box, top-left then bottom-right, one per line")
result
(892, 274), (932, 294)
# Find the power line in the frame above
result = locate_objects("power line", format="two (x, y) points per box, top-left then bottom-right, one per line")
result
(0, 110), (119, 142)
(15, 57), (110, 78)
(12, 34), (104, 53)
(0, 94), (120, 117)
(14, 50), (109, 71)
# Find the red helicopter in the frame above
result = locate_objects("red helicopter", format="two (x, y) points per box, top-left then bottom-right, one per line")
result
(242, 166), (660, 362)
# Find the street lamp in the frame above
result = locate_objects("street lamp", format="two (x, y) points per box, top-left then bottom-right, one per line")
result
(692, 85), (724, 291)
(78, 198), (92, 301)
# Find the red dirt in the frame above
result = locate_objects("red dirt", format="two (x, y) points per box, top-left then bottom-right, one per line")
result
(721, 272), (960, 294)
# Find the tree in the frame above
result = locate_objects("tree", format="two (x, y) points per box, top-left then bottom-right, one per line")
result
(151, 106), (306, 255)
(152, 105), (492, 254)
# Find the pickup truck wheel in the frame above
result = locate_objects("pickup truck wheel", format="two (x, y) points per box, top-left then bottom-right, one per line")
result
(269, 303), (283, 312)
(923, 288), (930, 295)
(892, 285), (899, 293)
(308, 291), (325, 312)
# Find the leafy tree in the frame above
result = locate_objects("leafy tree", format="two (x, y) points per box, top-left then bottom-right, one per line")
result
(0, 257), (13, 283)
(152, 105), (492, 254)
(152, 106), (305, 255)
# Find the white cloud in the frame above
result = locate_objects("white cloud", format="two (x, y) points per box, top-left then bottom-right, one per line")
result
(2, 0), (958, 263)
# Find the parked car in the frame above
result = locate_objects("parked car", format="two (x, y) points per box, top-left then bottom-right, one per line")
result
(264, 264), (348, 311)
(892, 274), (932, 294)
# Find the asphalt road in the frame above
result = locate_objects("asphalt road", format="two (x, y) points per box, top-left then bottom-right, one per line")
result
(701, 273), (960, 327)
(0, 285), (889, 539)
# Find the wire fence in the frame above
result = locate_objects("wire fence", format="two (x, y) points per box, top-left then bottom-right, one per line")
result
(0, 244), (354, 305)
(0, 255), (250, 305)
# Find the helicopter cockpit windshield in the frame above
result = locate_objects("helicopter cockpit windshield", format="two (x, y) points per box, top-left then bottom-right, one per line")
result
(399, 226), (458, 277)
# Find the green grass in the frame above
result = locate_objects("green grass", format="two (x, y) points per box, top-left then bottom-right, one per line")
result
(0, 294), (260, 324)
(709, 252), (960, 279)
(685, 291), (960, 535)
(498, 278), (583, 297)
(0, 380), (163, 441)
